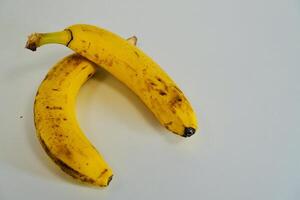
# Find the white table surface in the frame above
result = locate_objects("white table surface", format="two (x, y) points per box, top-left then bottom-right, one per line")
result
(0, 0), (299, 199)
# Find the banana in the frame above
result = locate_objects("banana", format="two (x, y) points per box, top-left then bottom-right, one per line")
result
(26, 24), (198, 137)
(34, 54), (112, 186)
(34, 37), (136, 186)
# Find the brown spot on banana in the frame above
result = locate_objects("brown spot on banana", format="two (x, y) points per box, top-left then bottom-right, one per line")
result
(45, 106), (63, 110)
(99, 169), (108, 178)
(65, 54), (82, 66)
(145, 79), (155, 92)
(142, 68), (147, 75)
(164, 121), (173, 129)
(170, 95), (183, 107)
(155, 76), (169, 91)
(81, 65), (87, 70)
(134, 51), (140, 57)
(51, 124), (59, 128)
(104, 58), (114, 67)
(58, 78), (65, 86)
(57, 144), (72, 158)
(150, 82), (156, 86)
(159, 90), (167, 96)
(39, 135), (111, 186)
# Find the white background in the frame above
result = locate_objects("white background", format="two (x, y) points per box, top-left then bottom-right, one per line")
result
(0, 0), (299, 199)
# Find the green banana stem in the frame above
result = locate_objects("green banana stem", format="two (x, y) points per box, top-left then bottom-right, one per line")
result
(25, 30), (71, 51)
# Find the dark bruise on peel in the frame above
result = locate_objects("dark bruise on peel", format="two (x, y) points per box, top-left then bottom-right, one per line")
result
(159, 90), (167, 96)
(38, 137), (101, 185)
(71, 54), (83, 65)
(58, 145), (72, 158)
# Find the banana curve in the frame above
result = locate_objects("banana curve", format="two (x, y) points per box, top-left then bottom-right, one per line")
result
(34, 54), (113, 186)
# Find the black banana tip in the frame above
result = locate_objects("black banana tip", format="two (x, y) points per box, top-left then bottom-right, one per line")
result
(25, 42), (37, 51)
(107, 175), (113, 186)
(183, 127), (196, 137)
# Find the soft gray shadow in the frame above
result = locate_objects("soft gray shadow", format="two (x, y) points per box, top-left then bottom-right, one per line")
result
(93, 68), (183, 143)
